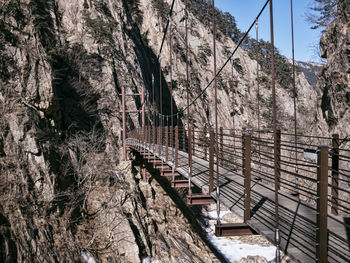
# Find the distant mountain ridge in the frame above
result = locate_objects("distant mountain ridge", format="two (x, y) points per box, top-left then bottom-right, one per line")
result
(293, 60), (323, 87)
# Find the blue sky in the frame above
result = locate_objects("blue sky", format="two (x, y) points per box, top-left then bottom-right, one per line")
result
(214, 0), (323, 62)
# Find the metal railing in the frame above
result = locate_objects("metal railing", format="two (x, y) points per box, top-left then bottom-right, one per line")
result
(126, 126), (350, 262)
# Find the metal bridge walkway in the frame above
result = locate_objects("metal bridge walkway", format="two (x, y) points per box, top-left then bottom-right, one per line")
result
(127, 139), (350, 263)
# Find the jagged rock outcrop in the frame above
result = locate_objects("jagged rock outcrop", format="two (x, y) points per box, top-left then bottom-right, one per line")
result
(318, 0), (350, 135)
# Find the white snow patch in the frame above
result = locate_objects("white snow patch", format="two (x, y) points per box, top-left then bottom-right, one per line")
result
(204, 210), (276, 262)
(208, 235), (275, 263)
(81, 251), (97, 263)
(142, 257), (163, 263)
(208, 210), (231, 220)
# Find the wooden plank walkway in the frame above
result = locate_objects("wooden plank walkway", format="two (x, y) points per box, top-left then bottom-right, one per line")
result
(128, 142), (350, 263)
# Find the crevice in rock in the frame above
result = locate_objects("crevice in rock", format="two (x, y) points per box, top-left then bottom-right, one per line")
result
(125, 212), (148, 260)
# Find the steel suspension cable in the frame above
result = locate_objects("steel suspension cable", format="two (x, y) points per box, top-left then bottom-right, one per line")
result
(169, 16), (174, 167)
(290, 0), (299, 196)
(152, 73), (155, 147)
(157, 0), (177, 60)
(212, 0), (220, 225)
(160, 57), (162, 151)
(256, 19), (262, 176)
(231, 57), (236, 162)
(157, 0), (176, 156)
(269, 0), (280, 261)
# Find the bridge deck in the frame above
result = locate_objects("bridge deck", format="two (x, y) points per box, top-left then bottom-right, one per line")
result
(129, 143), (350, 263)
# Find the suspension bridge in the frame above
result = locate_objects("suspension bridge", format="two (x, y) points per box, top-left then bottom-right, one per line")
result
(122, 0), (350, 262)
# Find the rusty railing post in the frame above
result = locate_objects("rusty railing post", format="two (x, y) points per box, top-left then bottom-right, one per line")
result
(209, 130), (215, 192)
(175, 126), (179, 168)
(170, 121), (173, 154)
(204, 126), (208, 161)
(144, 126), (147, 151)
(148, 125), (150, 150)
(183, 128), (186, 151)
(152, 122), (155, 151)
(188, 128), (193, 194)
(242, 132), (252, 223)
(158, 126), (161, 155)
(148, 125), (151, 150)
(316, 145), (328, 263)
(192, 128), (195, 156)
(276, 129), (281, 190)
(331, 134), (339, 216)
(145, 125), (147, 149)
(220, 127), (223, 166)
(147, 125), (152, 151)
(145, 125), (147, 151)
(165, 126), (169, 162)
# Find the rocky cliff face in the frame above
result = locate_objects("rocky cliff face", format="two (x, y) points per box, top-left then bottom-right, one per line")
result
(318, 0), (350, 135)
(140, 0), (324, 135)
(0, 0), (335, 262)
(0, 0), (215, 261)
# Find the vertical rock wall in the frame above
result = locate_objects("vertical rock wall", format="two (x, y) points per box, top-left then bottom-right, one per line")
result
(318, 0), (350, 136)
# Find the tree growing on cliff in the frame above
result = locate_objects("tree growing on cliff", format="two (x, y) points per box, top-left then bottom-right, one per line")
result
(308, 0), (338, 29)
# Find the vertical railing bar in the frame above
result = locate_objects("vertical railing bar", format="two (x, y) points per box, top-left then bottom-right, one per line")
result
(277, 129), (281, 190)
(220, 127), (223, 167)
(209, 130), (215, 193)
(331, 134), (339, 216)
(183, 128), (186, 152)
(166, 126), (169, 162)
(204, 126), (208, 161)
(188, 128), (192, 194)
(243, 132), (251, 223)
(192, 127), (195, 157)
(316, 145), (328, 263)
(175, 126), (179, 169)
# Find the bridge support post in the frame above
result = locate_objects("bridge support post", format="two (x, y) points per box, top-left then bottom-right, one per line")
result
(152, 122), (155, 152)
(165, 126), (169, 162)
(316, 145), (328, 263)
(183, 128), (186, 151)
(147, 125), (149, 150)
(175, 126), (179, 169)
(331, 134), (339, 216)
(220, 127), (223, 166)
(209, 130), (215, 193)
(146, 125), (149, 150)
(148, 125), (150, 150)
(143, 126), (146, 152)
(158, 126), (161, 156)
(188, 128), (193, 194)
(204, 126), (208, 161)
(276, 129), (281, 190)
(242, 132), (251, 223)
(192, 128), (195, 156)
